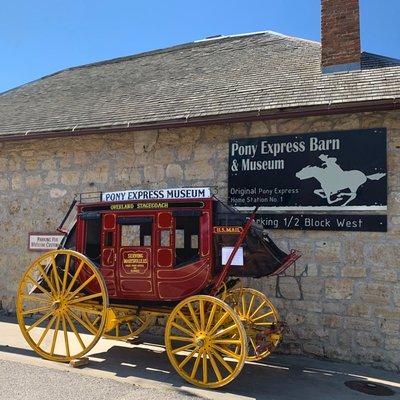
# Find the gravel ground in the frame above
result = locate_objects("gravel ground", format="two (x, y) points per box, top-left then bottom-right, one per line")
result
(0, 360), (202, 400)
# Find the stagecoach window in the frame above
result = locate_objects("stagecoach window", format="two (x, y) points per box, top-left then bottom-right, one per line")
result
(84, 219), (101, 261)
(160, 230), (170, 247)
(191, 235), (198, 249)
(121, 223), (152, 247)
(175, 230), (185, 248)
(174, 216), (200, 267)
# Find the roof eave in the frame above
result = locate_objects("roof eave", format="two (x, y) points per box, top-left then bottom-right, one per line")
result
(0, 98), (399, 143)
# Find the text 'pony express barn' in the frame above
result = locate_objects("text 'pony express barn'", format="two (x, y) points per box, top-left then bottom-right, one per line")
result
(0, 0), (400, 371)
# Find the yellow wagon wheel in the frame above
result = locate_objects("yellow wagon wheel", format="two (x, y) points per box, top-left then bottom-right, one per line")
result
(165, 295), (247, 389)
(83, 307), (153, 340)
(225, 288), (281, 361)
(16, 249), (108, 362)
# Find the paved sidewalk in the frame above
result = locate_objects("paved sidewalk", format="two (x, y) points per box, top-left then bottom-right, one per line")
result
(0, 315), (399, 400)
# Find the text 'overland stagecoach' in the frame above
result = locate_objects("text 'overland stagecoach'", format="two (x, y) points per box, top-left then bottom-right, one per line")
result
(17, 187), (300, 388)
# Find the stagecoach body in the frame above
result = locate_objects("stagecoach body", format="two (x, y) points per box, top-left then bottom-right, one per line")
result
(16, 187), (300, 388)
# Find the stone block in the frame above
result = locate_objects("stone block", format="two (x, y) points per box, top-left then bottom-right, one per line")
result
(133, 130), (158, 154)
(341, 266), (366, 278)
(315, 241), (342, 263)
(166, 164), (183, 181)
(184, 161), (214, 180)
(358, 283), (391, 305)
(320, 265), (338, 277)
(144, 164), (165, 183)
(26, 175), (42, 188)
(325, 279), (354, 300)
(276, 276), (302, 300)
(61, 171), (80, 186)
(11, 173), (23, 190)
(346, 303), (370, 317)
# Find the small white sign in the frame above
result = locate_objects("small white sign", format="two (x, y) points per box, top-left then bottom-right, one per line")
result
(101, 187), (211, 202)
(221, 246), (244, 266)
(29, 233), (64, 251)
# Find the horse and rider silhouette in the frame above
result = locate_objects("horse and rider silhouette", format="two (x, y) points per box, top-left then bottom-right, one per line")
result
(296, 154), (386, 206)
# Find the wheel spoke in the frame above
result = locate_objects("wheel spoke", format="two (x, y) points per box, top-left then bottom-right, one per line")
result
(252, 311), (273, 322)
(249, 336), (258, 355)
(177, 311), (196, 333)
(205, 303), (217, 332)
(254, 322), (274, 326)
(65, 312), (85, 350)
(169, 335), (194, 343)
(190, 350), (202, 379)
(68, 309), (97, 335)
(247, 294), (255, 317)
(37, 314), (57, 347)
(208, 350), (223, 381)
(21, 294), (50, 304)
(65, 260), (85, 295)
(209, 311), (230, 336)
(27, 310), (53, 332)
(67, 275), (97, 301)
(213, 339), (242, 345)
(249, 300), (266, 319)
(202, 350), (208, 383)
(50, 315), (61, 355)
(35, 263), (57, 296)
(241, 291), (246, 316)
(62, 254), (71, 294)
(68, 292), (102, 305)
(172, 343), (196, 355)
(22, 305), (51, 316)
(187, 302), (200, 331)
(51, 256), (61, 294)
(68, 303), (103, 315)
(171, 321), (193, 337)
(178, 348), (198, 369)
(211, 348), (234, 373)
(26, 276), (52, 298)
(213, 344), (240, 360)
(62, 315), (70, 358)
(212, 324), (238, 339)
(199, 300), (205, 330)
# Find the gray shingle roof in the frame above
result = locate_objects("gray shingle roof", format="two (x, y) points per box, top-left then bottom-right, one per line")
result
(1, 31), (400, 137)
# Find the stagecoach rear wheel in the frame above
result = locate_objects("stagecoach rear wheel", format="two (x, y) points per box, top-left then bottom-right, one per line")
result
(16, 249), (108, 362)
(225, 288), (281, 361)
(165, 295), (247, 389)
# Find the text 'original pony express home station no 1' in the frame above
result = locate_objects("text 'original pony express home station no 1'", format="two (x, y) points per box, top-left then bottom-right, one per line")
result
(0, 0), (399, 375)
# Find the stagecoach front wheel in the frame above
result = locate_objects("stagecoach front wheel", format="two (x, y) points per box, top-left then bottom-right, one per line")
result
(165, 295), (247, 388)
(225, 288), (281, 361)
(16, 250), (108, 362)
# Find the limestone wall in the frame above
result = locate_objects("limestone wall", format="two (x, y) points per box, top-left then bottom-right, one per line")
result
(0, 110), (399, 370)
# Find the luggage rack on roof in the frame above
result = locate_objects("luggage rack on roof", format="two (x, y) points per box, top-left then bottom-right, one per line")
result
(75, 191), (104, 203)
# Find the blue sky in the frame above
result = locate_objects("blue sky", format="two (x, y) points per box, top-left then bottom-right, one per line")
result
(0, 0), (399, 93)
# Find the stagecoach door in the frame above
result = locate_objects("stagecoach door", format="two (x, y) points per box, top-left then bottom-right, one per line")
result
(115, 215), (155, 298)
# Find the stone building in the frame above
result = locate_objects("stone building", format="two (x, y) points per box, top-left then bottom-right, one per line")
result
(0, 0), (399, 370)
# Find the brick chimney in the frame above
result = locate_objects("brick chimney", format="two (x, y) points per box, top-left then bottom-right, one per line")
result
(321, 0), (361, 73)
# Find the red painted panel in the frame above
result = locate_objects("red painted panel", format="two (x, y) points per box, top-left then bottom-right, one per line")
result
(120, 279), (152, 293)
(102, 248), (115, 267)
(104, 214), (116, 230)
(158, 212), (172, 228)
(157, 248), (173, 267)
(200, 212), (210, 256)
(158, 261), (211, 300)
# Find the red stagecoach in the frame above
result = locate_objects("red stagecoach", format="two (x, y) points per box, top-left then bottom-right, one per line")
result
(16, 187), (300, 388)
